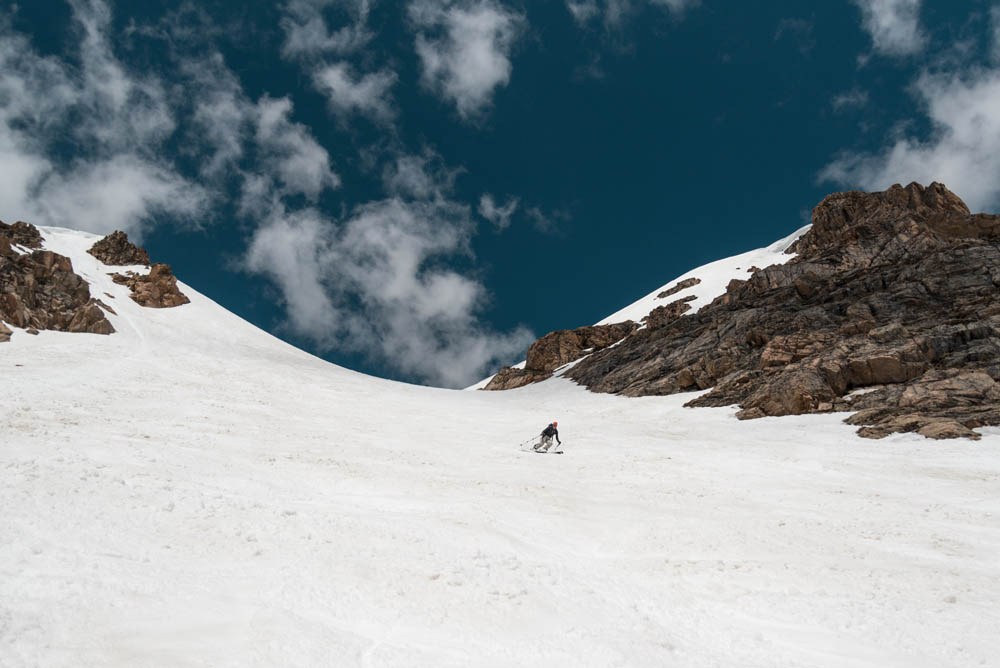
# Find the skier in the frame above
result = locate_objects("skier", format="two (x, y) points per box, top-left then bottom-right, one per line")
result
(533, 421), (561, 452)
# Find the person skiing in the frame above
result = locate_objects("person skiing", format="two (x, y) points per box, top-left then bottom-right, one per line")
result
(533, 421), (561, 452)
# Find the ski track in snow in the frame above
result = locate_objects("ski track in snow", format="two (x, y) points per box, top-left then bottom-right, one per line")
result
(2, 227), (1000, 667)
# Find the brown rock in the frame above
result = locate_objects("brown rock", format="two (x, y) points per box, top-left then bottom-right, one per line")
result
(68, 301), (116, 335)
(918, 420), (980, 440)
(0, 320), (11, 343)
(645, 296), (696, 329)
(738, 368), (837, 418)
(658, 277), (701, 299)
(1, 229), (114, 336)
(112, 263), (190, 308)
(482, 366), (552, 391)
(0, 221), (43, 249)
(524, 321), (638, 373)
(87, 231), (151, 266)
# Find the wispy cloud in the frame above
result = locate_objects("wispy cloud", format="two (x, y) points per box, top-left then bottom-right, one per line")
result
(409, 0), (525, 119)
(832, 87), (870, 112)
(0, 0), (207, 237)
(478, 193), (519, 230)
(245, 188), (534, 387)
(383, 151), (462, 200)
(280, 0), (396, 126)
(525, 206), (569, 235)
(774, 18), (816, 54)
(280, 0), (373, 58)
(313, 62), (398, 123)
(851, 0), (926, 57)
(566, 0), (698, 29)
(253, 96), (340, 200)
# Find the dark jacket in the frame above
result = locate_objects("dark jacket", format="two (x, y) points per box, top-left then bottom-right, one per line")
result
(541, 424), (560, 442)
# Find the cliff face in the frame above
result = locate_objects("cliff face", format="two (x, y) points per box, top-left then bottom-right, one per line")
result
(500, 183), (1000, 440)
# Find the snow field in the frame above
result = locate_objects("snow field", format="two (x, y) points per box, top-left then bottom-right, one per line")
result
(2, 228), (1000, 667)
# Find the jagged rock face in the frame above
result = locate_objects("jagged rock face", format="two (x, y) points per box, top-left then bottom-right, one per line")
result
(0, 223), (114, 339)
(87, 230), (151, 266)
(565, 182), (1000, 439)
(483, 321), (638, 391)
(0, 221), (43, 249)
(112, 263), (190, 308)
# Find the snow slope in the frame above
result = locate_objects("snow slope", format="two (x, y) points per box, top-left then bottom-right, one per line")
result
(597, 224), (811, 326)
(2, 227), (1000, 668)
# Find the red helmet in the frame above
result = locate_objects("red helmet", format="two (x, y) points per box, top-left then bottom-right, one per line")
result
(552, 421), (558, 427)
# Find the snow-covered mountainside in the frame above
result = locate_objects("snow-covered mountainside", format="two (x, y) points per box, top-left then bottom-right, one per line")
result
(596, 224), (810, 325)
(468, 224), (810, 390)
(3, 226), (1000, 667)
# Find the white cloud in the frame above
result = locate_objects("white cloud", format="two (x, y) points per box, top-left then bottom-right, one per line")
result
(245, 195), (535, 387)
(383, 151), (461, 200)
(851, 0), (926, 56)
(0, 0), (206, 238)
(245, 208), (340, 336)
(281, 0), (373, 57)
(253, 96), (340, 200)
(313, 62), (398, 123)
(478, 193), (518, 230)
(820, 68), (1000, 212)
(409, 0), (525, 119)
(183, 53), (250, 178)
(30, 156), (206, 236)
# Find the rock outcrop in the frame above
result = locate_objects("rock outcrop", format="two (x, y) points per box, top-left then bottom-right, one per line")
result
(85, 230), (189, 308)
(1, 222), (114, 338)
(87, 230), (151, 266)
(1, 221), (43, 249)
(554, 182), (1000, 439)
(483, 321), (639, 391)
(658, 277), (700, 299)
(112, 263), (190, 308)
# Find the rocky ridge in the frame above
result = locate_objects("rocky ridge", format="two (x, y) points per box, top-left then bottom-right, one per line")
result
(1, 223), (189, 342)
(491, 183), (1000, 440)
(1, 221), (115, 341)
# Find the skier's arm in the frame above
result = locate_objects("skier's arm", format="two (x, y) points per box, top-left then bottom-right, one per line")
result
(556, 429), (561, 444)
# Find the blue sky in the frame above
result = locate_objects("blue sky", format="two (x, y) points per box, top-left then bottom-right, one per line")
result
(2, 0), (999, 387)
